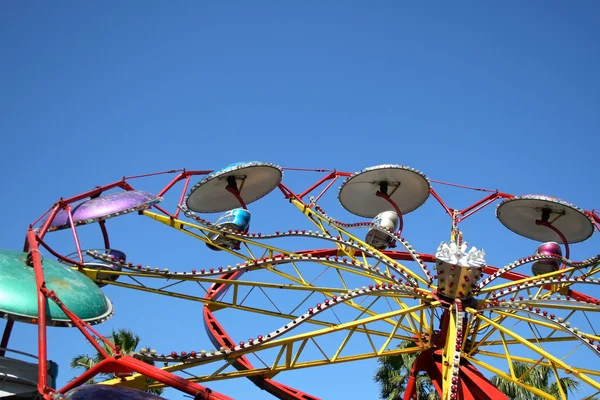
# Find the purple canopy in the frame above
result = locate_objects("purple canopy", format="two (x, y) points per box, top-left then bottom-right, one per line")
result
(47, 190), (160, 231)
(64, 384), (166, 399)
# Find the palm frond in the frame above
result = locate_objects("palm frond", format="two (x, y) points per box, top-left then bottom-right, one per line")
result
(547, 377), (580, 399)
(111, 329), (141, 355)
(70, 328), (159, 395)
(69, 355), (97, 371)
(374, 341), (437, 400)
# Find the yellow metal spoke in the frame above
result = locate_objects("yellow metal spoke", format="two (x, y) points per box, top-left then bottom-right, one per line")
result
(479, 264), (589, 294)
(101, 279), (413, 340)
(464, 355), (556, 400)
(480, 336), (581, 346)
(110, 344), (427, 389)
(290, 199), (429, 286)
(467, 310), (518, 356)
(491, 309), (600, 343)
(473, 312), (600, 391)
(101, 304), (434, 389)
(106, 193), (599, 400)
(550, 361), (568, 400)
(475, 350), (600, 377)
(378, 314), (407, 355)
(92, 273), (349, 294)
(143, 210), (419, 331)
(331, 326), (357, 362)
(165, 303), (434, 371)
(499, 332), (515, 378)
(441, 305), (458, 400)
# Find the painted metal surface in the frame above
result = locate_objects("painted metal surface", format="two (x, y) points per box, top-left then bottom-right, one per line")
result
(64, 384), (166, 399)
(365, 210), (399, 249)
(206, 208), (251, 250)
(0, 249), (113, 326)
(19, 166), (600, 400)
(185, 161), (282, 213)
(338, 164), (430, 218)
(48, 190), (161, 231)
(435, 241), (485, 299)
(496, 194), (594, 243)
(531, 241), (562, 275)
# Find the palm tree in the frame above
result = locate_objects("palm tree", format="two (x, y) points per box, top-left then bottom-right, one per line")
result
(375, 342), (580, 400)
(70, 329), (163, 395)
(490, 361), (579, 400)
(374, 341), (439, 400)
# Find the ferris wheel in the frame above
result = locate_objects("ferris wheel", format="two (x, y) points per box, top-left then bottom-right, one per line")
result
(1, 161), (599, 400)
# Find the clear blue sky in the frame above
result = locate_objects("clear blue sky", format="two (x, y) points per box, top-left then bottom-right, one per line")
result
(1, 2), (599, 399)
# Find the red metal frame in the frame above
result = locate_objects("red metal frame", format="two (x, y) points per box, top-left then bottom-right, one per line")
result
(404, 349), (510, 400)
(23, 228), (232, 399)
(376, 191), (405, 235)
(8, 167), (598, 399)
(586, 210), (600, 233)
(536, 220), (570, 269)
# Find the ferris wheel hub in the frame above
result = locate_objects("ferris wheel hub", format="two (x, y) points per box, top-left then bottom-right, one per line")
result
(435, 241), (485, 299)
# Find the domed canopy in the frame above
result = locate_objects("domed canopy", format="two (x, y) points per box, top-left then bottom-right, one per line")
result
(47, 190), (161, 231)
(185, 161), (283, 213)
(338, 165), (430, 218)
(64, 385), (166, 399)
(0, 249), (113, 326)
(496, 195), (594, 244)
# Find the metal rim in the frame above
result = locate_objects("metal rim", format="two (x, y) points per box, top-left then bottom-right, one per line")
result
(0, 299), (114, 327)
(338, 164), (430, 218)
(185, 162), (283, 213)
(496, 194), (595, 243)
(47, 191), (162, 232)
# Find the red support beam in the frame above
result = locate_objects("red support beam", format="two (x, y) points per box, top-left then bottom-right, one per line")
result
(35, 234), (83, 267)
(58, 356), (232, 400)
(41, 286), (114, 358)
(203, 271), (321, 400)
(23, 167), (600, 400)
(419, 351), (443, 397)
(26, 230), (50, 394)
(278, 182), (306, 203)
(403, 350), (431, 400)
(34, 204), (60, 241)
(459, 362), (509, 400)
(156, 171), (187, 198)
(298, 172), (337, 199)
(123, 169), (184, 180)
(586, 210), (600, 232)
(459, 192), (500, 216)
(314, 176), (338, 203)
(65, 205), (84, 263)
(429, 188), (454, 218)
(203, 307), (320, 400)
(174, 175), (192, 219)
(26, 228), (231, 399)
(418, 352), (509, 400)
